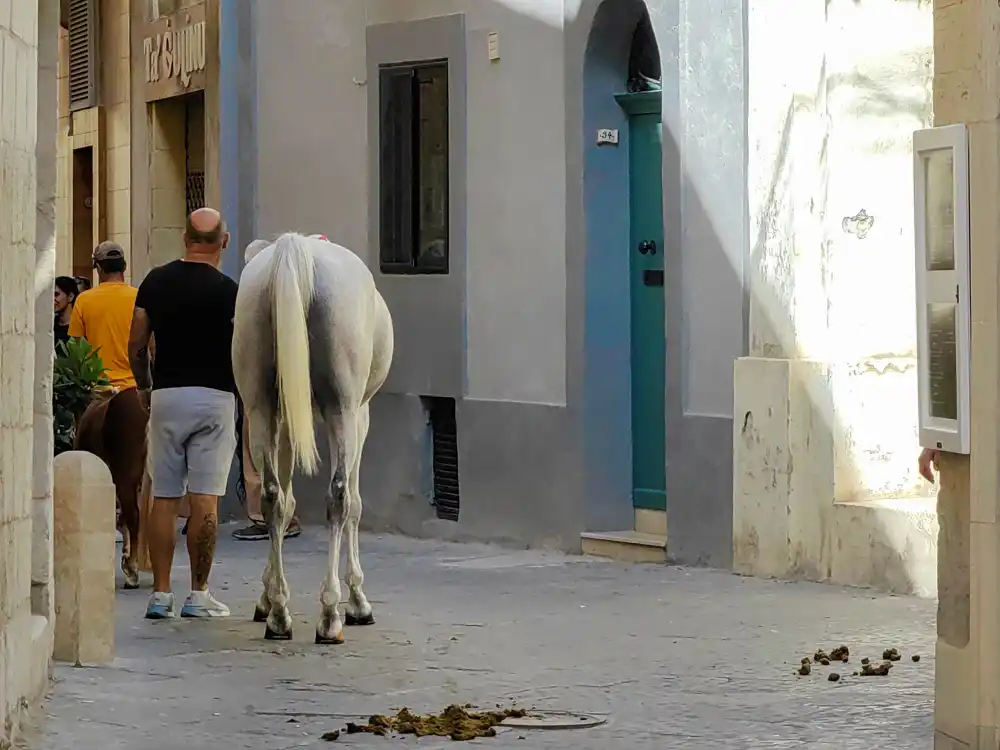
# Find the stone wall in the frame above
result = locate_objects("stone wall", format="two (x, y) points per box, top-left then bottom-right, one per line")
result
(1, 0), (56, 744)
(733, 0), (937, 595)
(55, 0), (132, 283)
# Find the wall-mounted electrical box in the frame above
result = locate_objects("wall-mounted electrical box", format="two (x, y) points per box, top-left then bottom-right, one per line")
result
(913, 123), (971, 455)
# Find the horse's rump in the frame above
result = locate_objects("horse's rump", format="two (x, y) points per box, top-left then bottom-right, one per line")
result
(73, 390), (115, 456)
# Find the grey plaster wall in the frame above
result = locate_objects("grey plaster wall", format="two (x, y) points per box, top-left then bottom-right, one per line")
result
(366, 16), (467, 399)
(218, 0), (259, 521)
(253, 0), (746, 565)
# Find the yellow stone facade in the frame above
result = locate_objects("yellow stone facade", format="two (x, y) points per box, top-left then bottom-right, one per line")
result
(56, 0), (220, 285)
(932, 0), (1000, 747)
(0, 0), (59, 744)
(56, 0), (132, 284)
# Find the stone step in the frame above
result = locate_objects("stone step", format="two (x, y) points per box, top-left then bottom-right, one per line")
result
(635, 508), (667, 536)
(580, 530), (668, 564)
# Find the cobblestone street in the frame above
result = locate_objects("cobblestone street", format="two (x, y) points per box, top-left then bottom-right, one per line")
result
(32, 528), (934, 749)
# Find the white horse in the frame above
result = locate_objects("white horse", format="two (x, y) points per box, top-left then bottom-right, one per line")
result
(233, 232), (394, 643)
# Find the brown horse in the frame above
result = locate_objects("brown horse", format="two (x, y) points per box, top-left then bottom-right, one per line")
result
(74, 387), (150, 588)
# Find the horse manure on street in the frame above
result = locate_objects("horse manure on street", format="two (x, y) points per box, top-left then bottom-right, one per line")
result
(829, 645), (849, 662)
(796, 643), (922, 680)
(333, 704), (529, 742)
(860, 661), (893, 677)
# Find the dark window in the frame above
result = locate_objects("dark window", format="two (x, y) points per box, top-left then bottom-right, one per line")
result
(627, 10), (661, 93)
(379, 61), (449, 274)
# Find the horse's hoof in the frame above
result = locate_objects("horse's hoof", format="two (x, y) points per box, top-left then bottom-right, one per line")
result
(123, 580), (140, 591)
(315, 631), (345, 645)
(264, 625), (292, 641)
(345, 612), (375, 627)
(253, 607), (268, 623)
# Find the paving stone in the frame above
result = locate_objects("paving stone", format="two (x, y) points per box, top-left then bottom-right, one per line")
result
(33, 526), (934, 749)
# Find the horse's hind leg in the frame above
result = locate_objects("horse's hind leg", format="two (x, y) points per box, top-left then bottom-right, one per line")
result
(255, 412), (296, 640)
(316, 412), (358, 645)
(118, 480), (141, 589)
(344, 403), (373, 626)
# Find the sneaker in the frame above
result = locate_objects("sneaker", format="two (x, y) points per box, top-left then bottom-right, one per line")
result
(231, 523), (268, 541)
(145, 592), (176, 620)
(232, 518), (301, 541)
(180, 590), (231, 618)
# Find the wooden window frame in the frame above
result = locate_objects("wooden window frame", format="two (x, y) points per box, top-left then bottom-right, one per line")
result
(378, 60), (450, 276)
(913, 123), (971, 455)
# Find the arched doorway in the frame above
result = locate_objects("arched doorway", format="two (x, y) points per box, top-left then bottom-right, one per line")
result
(582, 1), (666, 533)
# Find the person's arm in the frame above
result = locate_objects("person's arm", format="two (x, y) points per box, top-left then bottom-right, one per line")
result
(918, 447), (940, 484)
(67, 297), (86, 340)
(128, 306), (154, 391)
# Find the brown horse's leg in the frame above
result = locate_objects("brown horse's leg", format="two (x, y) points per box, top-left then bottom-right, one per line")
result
(118, 479), (141, 589)
(136, 468), (154, 574)
(103, 388), (150, 589)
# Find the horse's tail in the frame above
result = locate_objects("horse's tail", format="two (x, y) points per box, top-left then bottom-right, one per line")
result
(270, 232), (320, 475)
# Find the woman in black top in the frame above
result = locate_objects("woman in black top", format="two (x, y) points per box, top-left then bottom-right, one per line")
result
(54, 276), (78, 346)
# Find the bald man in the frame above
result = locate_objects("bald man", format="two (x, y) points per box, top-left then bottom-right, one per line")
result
(128, 208), (238, 620)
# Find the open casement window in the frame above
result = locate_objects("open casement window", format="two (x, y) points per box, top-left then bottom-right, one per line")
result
(67, 0), (100, 112)
(913, 123), (971, 454)
(378, 61), (450, 275)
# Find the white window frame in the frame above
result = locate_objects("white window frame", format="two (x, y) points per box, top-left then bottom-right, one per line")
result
(913, 123), (971, 455)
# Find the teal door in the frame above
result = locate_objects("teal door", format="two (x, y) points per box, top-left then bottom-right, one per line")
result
(617, 91), (666, 512)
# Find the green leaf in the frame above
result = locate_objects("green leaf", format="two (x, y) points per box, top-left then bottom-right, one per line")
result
(52, 337), (111, 454)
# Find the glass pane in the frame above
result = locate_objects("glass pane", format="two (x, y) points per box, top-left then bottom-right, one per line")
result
(924, 148), (955, 272)
(928, 303), (958, 420)
(415, 64), (449, 271)
(379, 67), (415, 267)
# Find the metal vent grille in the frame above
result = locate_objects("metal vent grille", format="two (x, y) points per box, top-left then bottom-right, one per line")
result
(429, 398), (459, 521)
(186, 172), (205, 215)
(67, 0), (99, 112)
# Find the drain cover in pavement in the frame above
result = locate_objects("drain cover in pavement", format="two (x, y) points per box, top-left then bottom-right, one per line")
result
(501, 712), (606, 730)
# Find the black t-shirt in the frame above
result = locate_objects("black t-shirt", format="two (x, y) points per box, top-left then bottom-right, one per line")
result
(135, 259), (239, 393)
(54, 315), (69, 346)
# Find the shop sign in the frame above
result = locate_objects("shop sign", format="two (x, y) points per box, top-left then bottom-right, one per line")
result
(141, 4), (208, 101)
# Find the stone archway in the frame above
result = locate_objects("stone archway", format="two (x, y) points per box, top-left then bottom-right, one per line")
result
(578, 0), (664, 532)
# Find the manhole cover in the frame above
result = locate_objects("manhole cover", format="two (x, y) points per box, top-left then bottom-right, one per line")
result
(501, 712), (606, 730)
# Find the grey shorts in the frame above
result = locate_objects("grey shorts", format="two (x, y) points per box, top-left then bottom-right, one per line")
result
(149, 387), (237, 498)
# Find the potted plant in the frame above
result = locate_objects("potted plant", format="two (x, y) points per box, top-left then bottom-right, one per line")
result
(53, 338), (110, 455)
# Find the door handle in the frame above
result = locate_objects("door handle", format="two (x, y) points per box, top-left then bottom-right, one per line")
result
(638, 240), (657, 255)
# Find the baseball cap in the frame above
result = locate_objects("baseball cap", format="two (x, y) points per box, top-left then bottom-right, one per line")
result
(92, 242), (125, 263)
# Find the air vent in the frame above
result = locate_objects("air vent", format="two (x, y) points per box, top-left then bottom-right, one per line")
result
(67, 0), (99, 112)
(428, 397), (459, 521)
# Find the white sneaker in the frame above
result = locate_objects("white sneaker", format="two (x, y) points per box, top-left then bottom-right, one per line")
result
(180, 590), (231, 618)
(145, 592), (176, 620)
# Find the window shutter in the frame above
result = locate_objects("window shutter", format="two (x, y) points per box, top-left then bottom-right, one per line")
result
(913, 123), (971, 454)
(68, 0), (100, 112)
(379, 67), (416, 267)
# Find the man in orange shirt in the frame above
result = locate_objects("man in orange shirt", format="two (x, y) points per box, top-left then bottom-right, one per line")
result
(69, 242), (139, 390)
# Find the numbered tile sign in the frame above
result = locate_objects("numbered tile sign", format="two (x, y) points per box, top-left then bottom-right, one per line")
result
(913, 123), (971, 454)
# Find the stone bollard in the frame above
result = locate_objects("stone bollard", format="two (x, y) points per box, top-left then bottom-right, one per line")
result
(53, 451), (116, 665)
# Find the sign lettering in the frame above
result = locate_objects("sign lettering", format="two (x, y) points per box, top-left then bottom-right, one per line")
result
(143, 20), (206, 88)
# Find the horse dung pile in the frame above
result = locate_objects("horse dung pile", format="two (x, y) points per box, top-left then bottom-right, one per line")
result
(795, 643), (922, 681)
(321, 704), (528, 742)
